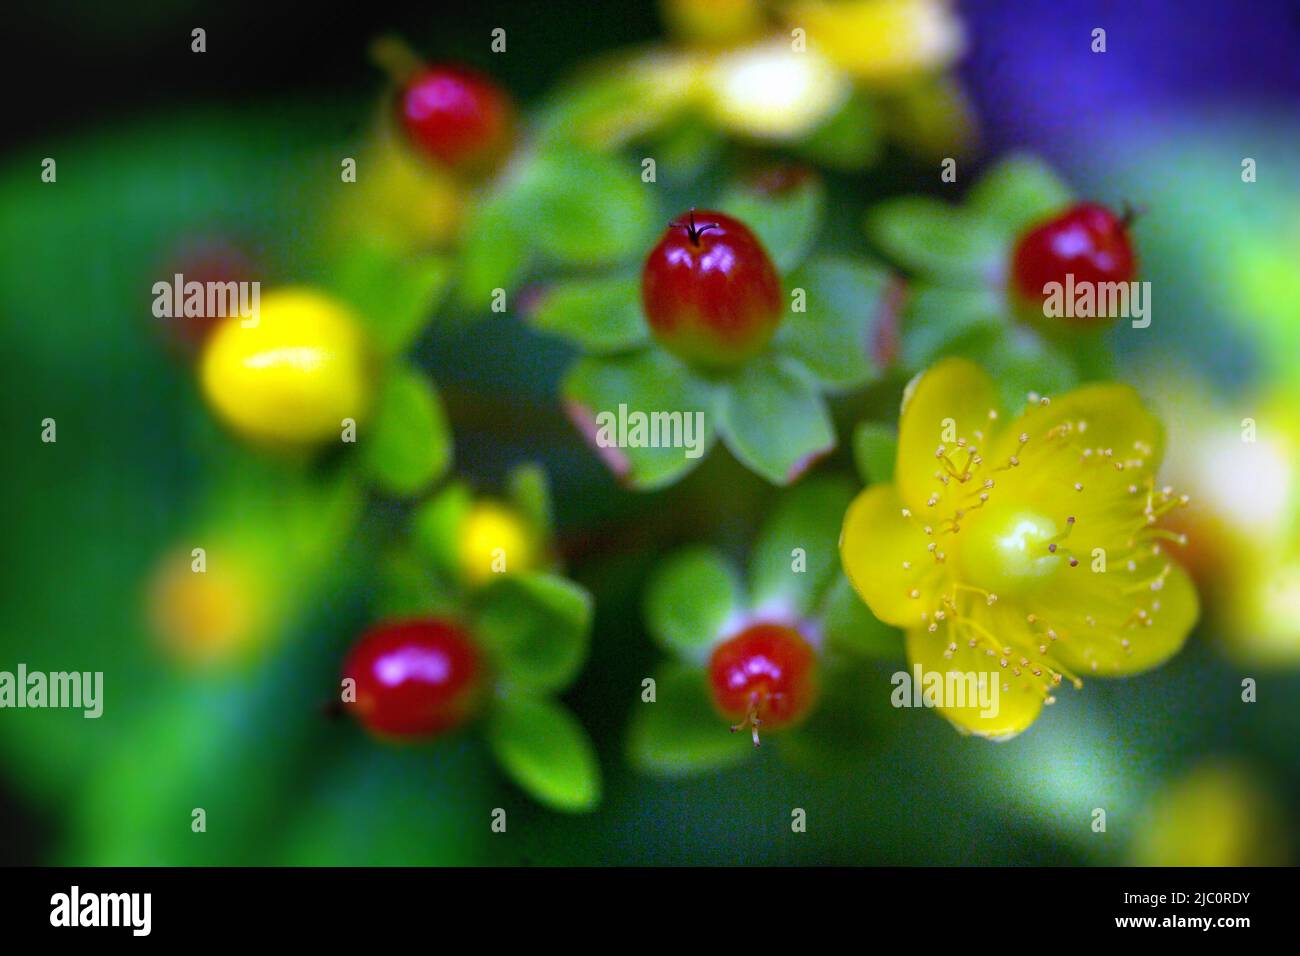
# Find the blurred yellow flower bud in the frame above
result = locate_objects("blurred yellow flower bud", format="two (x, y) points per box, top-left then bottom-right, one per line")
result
(200, 287), (373, 448)
(458, 500), (536, 585)
(147, 547), (266, 668)
(705, 39), (850, 140)
(661, 0), (766, 47)
(1132, 761), (1289, 866)
(337, 132), (466, 251)
(783, 0), (964, 85)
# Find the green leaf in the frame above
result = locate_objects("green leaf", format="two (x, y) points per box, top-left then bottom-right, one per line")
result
(487, 695), (601, 813)
(457, 190), (531, 310)
(333, 240), (450, 356)
(360, 364), (452, 497)
(821, 574), (902, 659)
(506, 463), (553, 541)
(867, 197), (1005, 285)
(966, 153), (1073, 236)
(476, 572), (592, 693)
(518, 150), (657, 267)
(900, 285), (1004, 369)
(411, 481), (472, 575)
(562, 348), (717, 491)
(796, 94), (882, 172)
(717, 174), (826, 272)
(779, 256), (887, 390)
(716, 356), (835, 486)
(749, 475), (856, 615)
(373, 547), (460, 620)
(529, 272), (649, 353)
(627, 664), (750, 777)
(535, 68), (675, 149)
(970, 327), (1080, 413)
(644, 546), (744, 661)
(851, 421), (897, 486)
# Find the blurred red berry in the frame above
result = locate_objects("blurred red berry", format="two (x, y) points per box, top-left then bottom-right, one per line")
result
(342, 618), (484, 739)
(397, 65), (515, 176)
(708, 622), (818, 744)
(1010, 202), (1138, 325)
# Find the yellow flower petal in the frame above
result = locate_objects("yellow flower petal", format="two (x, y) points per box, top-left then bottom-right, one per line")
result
(1031, 559), (1198, 677)
(896, 357), (1001, 513)
(841, 483), (942, 627)
(994, 382), (1164, 483)
(785, 0), (964, 85)
(904, 605), (1045, 740)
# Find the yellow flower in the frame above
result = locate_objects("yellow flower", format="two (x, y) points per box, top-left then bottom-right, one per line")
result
(457, 500), (537, 586)
(704, 39), (850, 140)
(200, 287), (373, 448)
(840, 359), (1199, 739)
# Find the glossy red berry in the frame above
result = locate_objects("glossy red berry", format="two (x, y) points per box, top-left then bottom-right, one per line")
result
(1009, 202), (1138, 324)
(342, 618), (483, 739)
(397, 65), (514, 176)
(707, 623), (818, 745)
(642, 209), (783, 368)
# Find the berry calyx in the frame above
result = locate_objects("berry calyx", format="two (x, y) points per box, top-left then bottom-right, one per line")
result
(342, 618), (484, 740)
(642, 209), (783, 369)
(395, 64), (515, 177)
(1009, 202), (1138, 326)
(707, 622), (818, 746)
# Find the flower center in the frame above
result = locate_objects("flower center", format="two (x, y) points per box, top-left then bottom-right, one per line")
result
(959, 505), (1063, 598)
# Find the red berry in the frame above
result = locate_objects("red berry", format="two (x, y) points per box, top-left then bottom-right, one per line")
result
(642, 209), (783, 368)
(1010, 202), (1138, 324)
(707, 623), (818, 745)
(397, 65), (514, 176)
(342, 618), (483, 739)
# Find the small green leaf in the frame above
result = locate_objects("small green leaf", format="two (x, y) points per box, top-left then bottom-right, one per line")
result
(627, 664), (750, 777)
(867, 197), (1005, 285)
(360, 364), (452, 497)
(900, 286), (1004, 369)
(749, 476), (856, 615)
(476, 572), (592, 693)
(519, 150), (657, 267)
(796, 94), (881, 172)
(966, 153), (1073, 236)
(563, 348), (717, 491)
(529, 272), (649, 353)
(487, 695), (601, 813)
(458, 190), (531, 310)
(779, 256), (887, 390)
(411, 481), (472, 574)
(716, 356), (835, 486)
(851, 421), (897, 486)
(644, 546), (744, 661)
(506, 463), (553, 541)
(334, 241), (450, 356)
(820, 574), (902, 659)
(717, 174), (826, 272)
